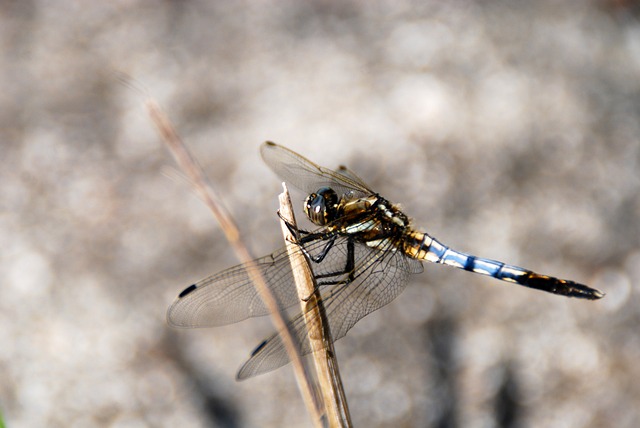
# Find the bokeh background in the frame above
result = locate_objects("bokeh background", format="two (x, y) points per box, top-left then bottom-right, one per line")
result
(2, 1), (640, 427)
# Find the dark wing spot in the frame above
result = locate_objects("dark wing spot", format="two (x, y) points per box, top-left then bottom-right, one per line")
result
(178, 284), (198, 298)
(250, 339), (268, 357)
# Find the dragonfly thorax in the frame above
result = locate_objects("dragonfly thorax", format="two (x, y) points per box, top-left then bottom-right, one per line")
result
(304, 187), (339, 226)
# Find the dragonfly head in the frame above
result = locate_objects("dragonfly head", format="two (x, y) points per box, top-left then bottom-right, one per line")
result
(304, 187), (339, 226)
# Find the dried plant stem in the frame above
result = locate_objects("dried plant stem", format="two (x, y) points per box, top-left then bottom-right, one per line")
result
(278, 183), (352, 428)
(146, 101), (323, 427)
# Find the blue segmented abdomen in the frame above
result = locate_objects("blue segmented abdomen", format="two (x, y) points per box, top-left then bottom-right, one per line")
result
(402, 230), (604, 300)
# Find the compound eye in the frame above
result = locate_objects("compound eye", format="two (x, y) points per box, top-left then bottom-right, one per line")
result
(303, 187), (338, 226)
(304, 193), (327, 225)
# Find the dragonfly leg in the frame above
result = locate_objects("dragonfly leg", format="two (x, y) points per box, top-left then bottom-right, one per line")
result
(307, 236), (337, 263)
(298, 237), (340, 301)
(345, 239), (356, 281)
(276, 209), (312, 235)
(295, 232), (339, 264)
(313, 238), (357, 284)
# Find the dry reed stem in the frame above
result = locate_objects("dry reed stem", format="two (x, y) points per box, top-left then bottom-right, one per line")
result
(278, 183), (352, 428)
(146, 100), (323, 427)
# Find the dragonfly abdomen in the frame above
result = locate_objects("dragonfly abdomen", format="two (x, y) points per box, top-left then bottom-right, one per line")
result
(403, 230), (604, 300)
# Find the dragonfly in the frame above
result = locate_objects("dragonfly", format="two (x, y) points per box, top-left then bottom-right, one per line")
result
(167, 141), (604, 380)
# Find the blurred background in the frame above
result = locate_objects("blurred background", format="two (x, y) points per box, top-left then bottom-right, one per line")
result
(2, 0), (640, 427)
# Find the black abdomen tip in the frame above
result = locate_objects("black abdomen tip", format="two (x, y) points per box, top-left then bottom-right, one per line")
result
(522, 273), (605, 300)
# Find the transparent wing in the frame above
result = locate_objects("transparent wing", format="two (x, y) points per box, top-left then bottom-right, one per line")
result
(167, 246), (298, 328)
(166, 231), (415, 328)
(236, 238), (423, 379)
(335, 164), (371, 190)
(260, 141), (374, 200)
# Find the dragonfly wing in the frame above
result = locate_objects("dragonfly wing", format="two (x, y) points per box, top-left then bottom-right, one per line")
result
(260, 141), (373, 200)
(236, 239), (422, 379)
(335, 164), (371, 191)
(167, 247), (298, 328)
(167, 231), (365, 328)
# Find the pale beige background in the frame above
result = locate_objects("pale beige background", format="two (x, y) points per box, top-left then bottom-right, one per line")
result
(2, 1), (639, 427)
